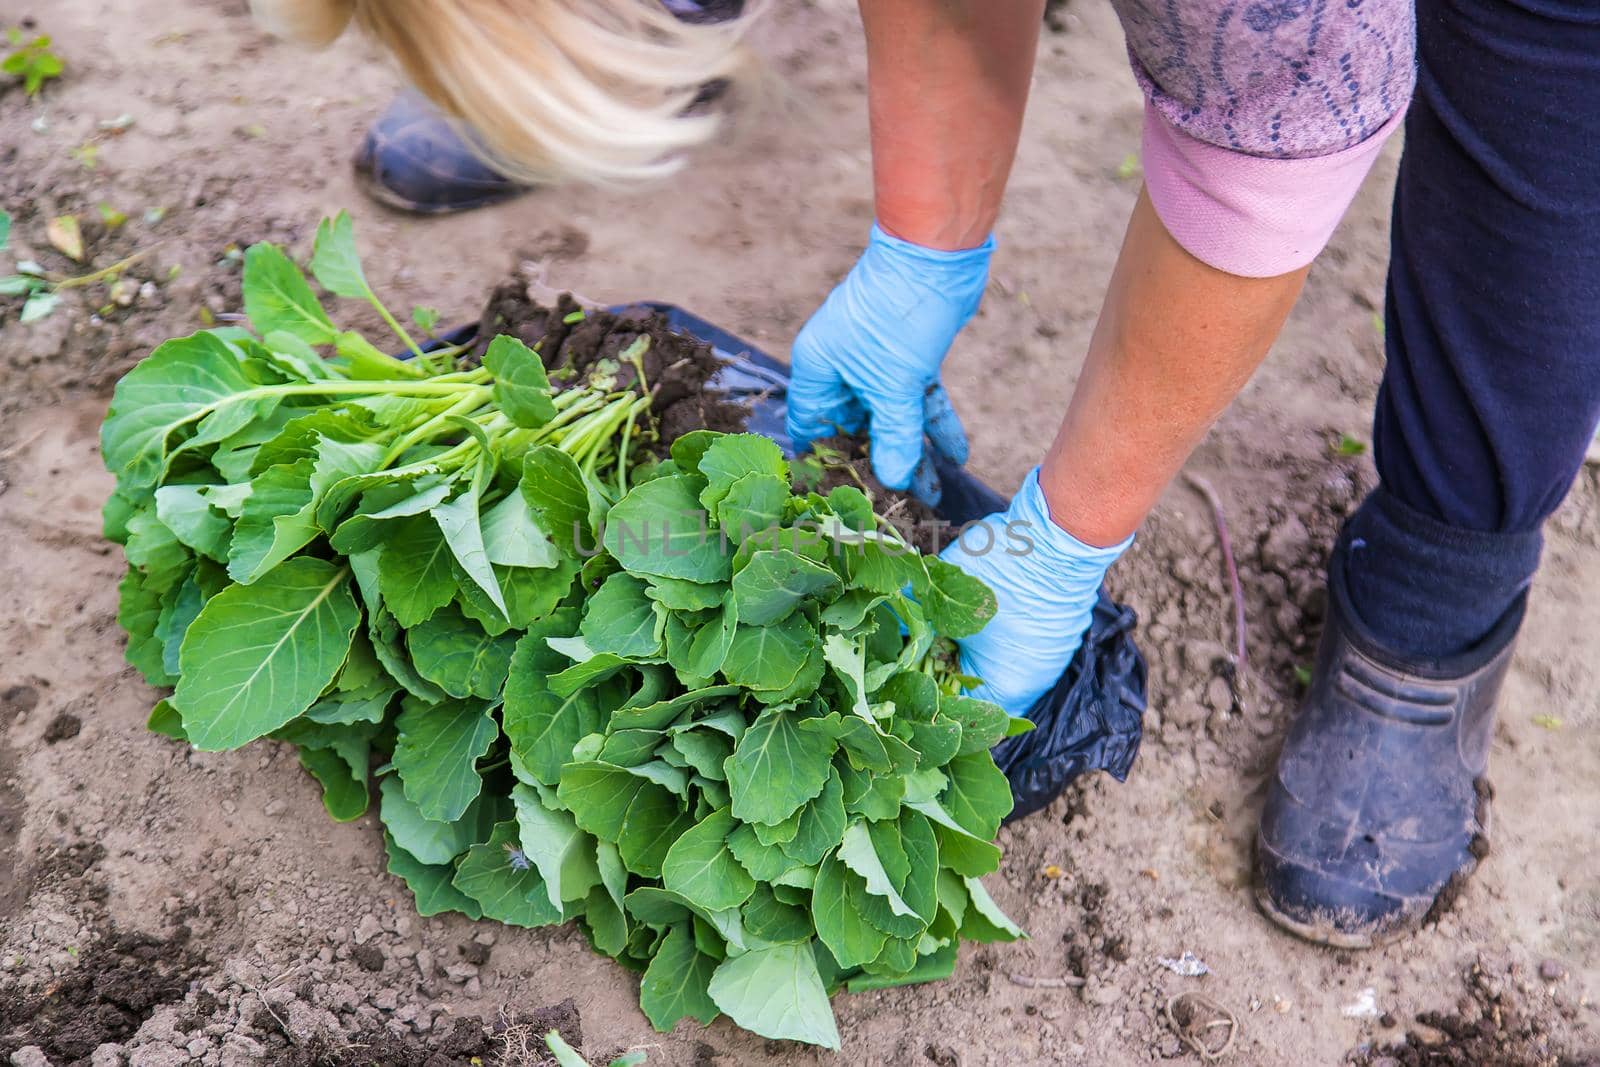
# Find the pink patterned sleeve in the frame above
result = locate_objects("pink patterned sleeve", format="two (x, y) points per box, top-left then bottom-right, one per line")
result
(1110, 0), (1416, 277)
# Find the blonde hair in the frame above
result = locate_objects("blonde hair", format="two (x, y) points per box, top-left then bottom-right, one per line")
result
(251, 0), (755, 183)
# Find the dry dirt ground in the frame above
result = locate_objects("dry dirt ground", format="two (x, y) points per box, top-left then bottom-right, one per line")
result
(2, 1), (1598, 1065)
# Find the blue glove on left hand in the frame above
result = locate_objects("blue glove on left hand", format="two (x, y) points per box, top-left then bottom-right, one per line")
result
(787, 224), (994, 503)
(939, 467), (1132, 716)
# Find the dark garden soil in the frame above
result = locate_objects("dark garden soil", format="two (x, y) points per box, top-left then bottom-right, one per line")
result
(477, 287), (746, 451)
(1351, 959), (1599, 1067)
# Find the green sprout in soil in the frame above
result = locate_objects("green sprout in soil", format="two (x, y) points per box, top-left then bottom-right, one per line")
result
(1334, 433), (1367, 457)
(3, 28), (63, 97)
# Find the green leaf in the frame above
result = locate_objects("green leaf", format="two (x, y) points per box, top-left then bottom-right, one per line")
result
(940, 752), (1014, 840)
(483, 334), (558, 429)
(229, 439), (385, 584)
(392, 695), (498, 821)
(153, 485), (232, 562)
(725, 824), (795, 882)
(521, 445), (596, 556)
(683, 595), (738, 679)
(412, 305), (440, 333)
(707, 942), (839, 1050)
(812, 850), (889, 971)
(837, 819), (917, 914)
(839, 762), (905, 822)
(512, 784), (602, 911)
(543, 1031), (590, 1067)
(125, 509), (190, 591)
(623, 887), (745, 951)
(939, 694), (1011, 755)
(905, 798), (1002, 877)
(377, 514), (459, 626)
(379, 774), (495, 866)
(777, 768), (846, 866)
(845, 942), (958, 993)
(20, 290), (58, 323)
(383, 831), (483, 919)
(502, 622), (606, 785)
(580, 572), (665, 658)
(407, 605), (517, 699)
(639, 924), (721, 1031)
(299, 745), (370, 821)
(604, 475), (731, 583)
(661, 808), (755, 912)
(557, 762), (694, 879)
(731, 550), (842, 626)
(715, 473), (788, 544)
(308, 210), (372, 300)
(741, 884), (812, 944)
(101, 333), (264, 490)
(644, 576), (725, 612)
(172, 557), (360, 750)
(451, 820), (564, 927)
(721, 614), (818, 696)
(481, 490), (561, 569)
(608, 685), (738, 732)
(242, 243), (336, 345)
(146, 698), (187, 742)
(159, 575), (205, 677)
(668, 727), (733, 783)
(118, 567), (174, 686)
(726, 705), (835, 827)
(0, 209), (9, 251)
(960, 875), (1026, 941)
(697, 434), (788, 518)
(914, 556), (998, 639)
(432, 468), (507, 615)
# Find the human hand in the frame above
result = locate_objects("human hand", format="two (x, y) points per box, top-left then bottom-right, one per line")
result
(786, 224), (993, 503)
(939, 468), (1131, 715)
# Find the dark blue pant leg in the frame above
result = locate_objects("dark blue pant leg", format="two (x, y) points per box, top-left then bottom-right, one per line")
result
(1338, 0), (1600, 664)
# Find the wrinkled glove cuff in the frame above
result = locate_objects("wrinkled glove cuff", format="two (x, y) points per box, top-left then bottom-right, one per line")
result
(1005, 467), (1132, 576)
(860, 223), (996, 322)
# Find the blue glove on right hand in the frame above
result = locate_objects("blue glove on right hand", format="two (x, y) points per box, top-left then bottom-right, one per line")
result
(787, 224), (994, 502)
(939, 468), (1132, 716)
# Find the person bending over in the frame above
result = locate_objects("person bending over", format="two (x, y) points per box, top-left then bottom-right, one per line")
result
(255, 0), (1600, 947)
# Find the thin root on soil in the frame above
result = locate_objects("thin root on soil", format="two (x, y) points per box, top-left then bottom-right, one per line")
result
(1183, 472), (1250, 712)
(1165, 990), (1240, 1062)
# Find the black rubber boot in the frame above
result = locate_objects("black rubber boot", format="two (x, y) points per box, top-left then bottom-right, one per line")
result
(354, 1), (745, 215)
(1254, 549), (1520, 948)
(353, 90), (531, 216)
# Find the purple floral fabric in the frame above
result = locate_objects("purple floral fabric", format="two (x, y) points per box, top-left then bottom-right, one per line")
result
(1111, 0), (1417, 159)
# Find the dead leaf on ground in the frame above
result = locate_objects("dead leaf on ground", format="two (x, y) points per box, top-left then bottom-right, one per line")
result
(47, 215), (84, 262)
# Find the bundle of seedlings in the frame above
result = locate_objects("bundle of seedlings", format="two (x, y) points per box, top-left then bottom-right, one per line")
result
(100, 215), (1026, 1050)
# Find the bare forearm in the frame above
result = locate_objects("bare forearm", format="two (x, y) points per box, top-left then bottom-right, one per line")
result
(1039, 189), (1308, 546)
(859, 0), (1044, 250)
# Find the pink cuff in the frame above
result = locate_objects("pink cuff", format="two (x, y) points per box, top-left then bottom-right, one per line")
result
(1141, 103), (1407, 278)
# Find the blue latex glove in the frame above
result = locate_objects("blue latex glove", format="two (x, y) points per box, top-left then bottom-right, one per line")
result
(939, 467), (1132, 715)
(787, 224), (994, 502)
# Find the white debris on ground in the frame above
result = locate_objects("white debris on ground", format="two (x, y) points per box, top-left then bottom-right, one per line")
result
(1341, 987), (1380, 1019)
(1155, 952), (1211, 977)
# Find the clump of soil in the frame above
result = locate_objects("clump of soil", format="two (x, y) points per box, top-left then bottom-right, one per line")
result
(0, 925), (204, 1062)
(42, 712), (82, 744)
(1352, 959), (1598, 1067)
(800, 433), (949, 552)
(476, 287), (745, 450)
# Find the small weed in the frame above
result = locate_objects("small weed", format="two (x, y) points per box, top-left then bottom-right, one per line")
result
(1333, 434), (1367, 458)
(3, 28), (64, 96)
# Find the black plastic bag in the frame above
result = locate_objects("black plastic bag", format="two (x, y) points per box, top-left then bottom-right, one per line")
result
(639, 303), (1150, 823)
